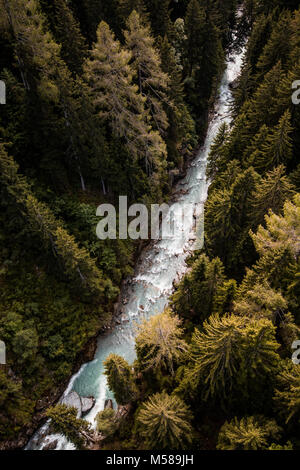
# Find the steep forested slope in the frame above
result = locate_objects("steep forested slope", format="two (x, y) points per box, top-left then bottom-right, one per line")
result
(56, 0), (300, 451)
(0, 0), (235, 447)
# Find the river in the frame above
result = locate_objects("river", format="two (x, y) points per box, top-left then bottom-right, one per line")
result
(26, 38), (244, 451)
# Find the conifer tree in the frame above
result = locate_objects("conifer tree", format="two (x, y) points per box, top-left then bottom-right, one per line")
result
(185, 0), (205, 75)
(274, 362), (300, 423)
(0, 146), (109, 299)
(145, 0), (171, 38)
(2, 0), (102, 189)
(255, 111), (293, 171)
(251, 194), (300, 261)
(84, 21), (167, 177)
(104, 354), (138, 405)
(41, 0), (88, 75)
(250, 165), (295, 225)
(135, 310), (188, 375)
(206, 123), (230, 180)
(177, 314), (280, 401)
(118, 0), (147, 23)
(159, 35), (196, 162)
(136, 392), (193, 449)
(172, 254), (226, 322)
(46, 404), (92, 449)
(217, 416), (281, 450)
(124, 11), (169, 136)
(257, 11), (292, 76)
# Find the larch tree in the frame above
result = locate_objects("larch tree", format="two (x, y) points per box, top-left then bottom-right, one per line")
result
(135, 310), (188, 375)
(136, 392), (193, 449)
(84, 20), (167, 178)
(124, 10), (170, 137)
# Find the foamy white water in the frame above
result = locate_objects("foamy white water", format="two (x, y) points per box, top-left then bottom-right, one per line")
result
(26, 41), (244, 451)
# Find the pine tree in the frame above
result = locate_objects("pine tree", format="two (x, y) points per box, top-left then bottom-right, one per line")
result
(217, 416), (281, 450)
(124, 10), (169, 136)
(135, 310), (188, 375)
(136, 392), (193, 449)
(84, 21), (167, 178)
(46, 404), (92, 449)
(104, 354), (138, 405)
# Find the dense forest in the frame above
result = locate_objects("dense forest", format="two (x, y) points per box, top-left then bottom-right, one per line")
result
(0, 0), (300, 452)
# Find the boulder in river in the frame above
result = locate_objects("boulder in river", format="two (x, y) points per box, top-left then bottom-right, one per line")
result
(61, 391), (82, 417)
(61, 391), (96, 417)
(81, 397), (96, 415)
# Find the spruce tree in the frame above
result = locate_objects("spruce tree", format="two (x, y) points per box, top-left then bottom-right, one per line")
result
(256, 111), (293, 171)
(206, 123), (230, 180)
(159, 35), (195, 163)
(177, 314), (280, 401)
(185, 0), (205, 75)
(104, 354), (138, 405)
(46, 404), (92, 449)
(136, 392), (193, 449)
(256, 11), (292, 76)
(0, 146), (109, 300)
(217, 416), (281, 450)
(250, 165), (295, 226)
(274, 361), (300, 423)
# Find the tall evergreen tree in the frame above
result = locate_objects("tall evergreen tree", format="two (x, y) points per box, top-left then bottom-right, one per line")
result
(124, 11), (170, 136)
(84, 21), (167, 179)
(104, 354), (138, 405)
(135, 310), (188, 375)
(217, 416), (281, 450)
(136, 392), (193, 449)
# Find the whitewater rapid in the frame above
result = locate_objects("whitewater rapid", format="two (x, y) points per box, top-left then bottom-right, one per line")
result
(26, 42), (244, 451)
